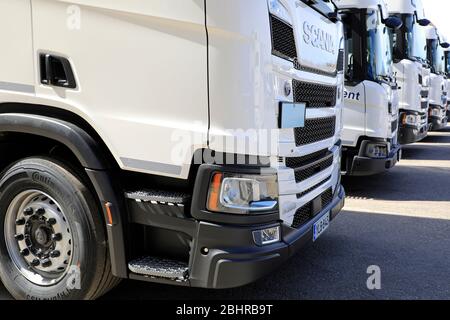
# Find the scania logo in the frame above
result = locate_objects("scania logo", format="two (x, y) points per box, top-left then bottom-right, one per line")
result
(303, 21), (336, 55)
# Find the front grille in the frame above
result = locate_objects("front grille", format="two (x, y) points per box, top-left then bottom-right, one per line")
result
(391, 120), (398, 133)
(292, 188), (333, 229)
(293, 80), (337, 108)
(421, 90), (429, 98)
(294, 154), (333, 183)
(270, 15), (297, 60)
(294, 117), (336, 146)
(337, 49), (344, 72)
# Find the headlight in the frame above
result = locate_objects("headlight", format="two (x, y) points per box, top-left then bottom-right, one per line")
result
(207, 172), (278, 215)
(365, 143), (388, 159)
(267, 0), (292, 24)
(402, 114), (420, 127)
(431, 108), (441, 117)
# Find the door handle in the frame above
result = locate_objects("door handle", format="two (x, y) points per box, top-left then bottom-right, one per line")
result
(40, 54), (76, 89)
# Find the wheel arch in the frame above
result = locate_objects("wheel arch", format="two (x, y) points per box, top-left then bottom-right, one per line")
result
(0, 103), (128, 278)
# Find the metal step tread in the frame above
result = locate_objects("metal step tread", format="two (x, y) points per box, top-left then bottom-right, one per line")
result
(128, 257), (189, 280)
(125, 189), (191, 204)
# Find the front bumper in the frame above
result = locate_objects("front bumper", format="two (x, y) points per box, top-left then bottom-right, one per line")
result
(398, 124), (428, 144)
(188, 186), (345, 289)
(345, 143), (401, 176)
(429, 115), (448, 131)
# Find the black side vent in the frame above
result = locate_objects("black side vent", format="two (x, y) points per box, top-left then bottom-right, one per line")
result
(337, 49), (344, 72)
(270, 15), (297, 60)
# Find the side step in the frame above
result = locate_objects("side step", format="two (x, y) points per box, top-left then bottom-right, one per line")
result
(125, 189), (191, 206)
(128, 257), (189, 281)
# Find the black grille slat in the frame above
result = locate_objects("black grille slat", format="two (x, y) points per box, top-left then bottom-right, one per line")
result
(297, 176), (332, 199)
(293, 80), (337, 108)
(294, 154), (333, 183)
(294, 117), (336, 146)
(292, 188), (333, 229)
(285, 148), (329, 169)
(270, 15), (297, 60)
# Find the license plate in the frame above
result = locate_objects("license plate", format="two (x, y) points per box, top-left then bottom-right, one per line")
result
(313, 212), (330, 242)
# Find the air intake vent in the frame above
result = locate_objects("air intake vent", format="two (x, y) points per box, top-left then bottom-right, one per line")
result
(294, 117), (336, 146)
(270, 15), (297, 60)
(293, 80), (337, 108)
(337, 49), (344, 72)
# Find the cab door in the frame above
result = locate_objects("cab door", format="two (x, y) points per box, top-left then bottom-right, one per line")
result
(0, 0), (34, 94)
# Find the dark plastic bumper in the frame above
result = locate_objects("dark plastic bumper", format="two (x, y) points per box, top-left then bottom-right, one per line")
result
(429, 116), (448, 131)
(188, 186), (346, 289)
(346, 144), (401, 176)
(398, 124), (428, 145)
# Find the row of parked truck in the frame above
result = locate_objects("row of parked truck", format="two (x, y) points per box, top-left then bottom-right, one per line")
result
(0, 0), (447, 300)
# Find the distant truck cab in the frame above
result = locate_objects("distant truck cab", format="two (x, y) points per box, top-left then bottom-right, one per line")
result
(336, 0), (402, 176)
(389, 0), (432, 144)
(426, 26), (449, 131)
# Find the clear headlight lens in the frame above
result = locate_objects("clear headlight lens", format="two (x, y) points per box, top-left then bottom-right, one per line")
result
(207, 172), (278, 215)
(431, 108), (441, 117)
(267, 0), (292, 24)
(365, 143), (388, 159)
(402, 114), (420, 127)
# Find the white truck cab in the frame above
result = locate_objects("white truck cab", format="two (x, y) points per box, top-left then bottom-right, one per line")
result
(389, 0), (432, 144)
(0, 0), (345, 300)
(426, 26), (449, 131)
(445, 49), (450, 117)
(335, 0), (402, 176)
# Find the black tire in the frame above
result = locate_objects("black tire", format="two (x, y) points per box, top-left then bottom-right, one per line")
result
(0, 157), (117, 300)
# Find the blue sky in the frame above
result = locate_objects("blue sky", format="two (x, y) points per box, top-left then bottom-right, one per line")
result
(423, 0), (450, 40)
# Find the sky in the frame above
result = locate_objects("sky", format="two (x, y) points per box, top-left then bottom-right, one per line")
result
(423, 0), (450, 40)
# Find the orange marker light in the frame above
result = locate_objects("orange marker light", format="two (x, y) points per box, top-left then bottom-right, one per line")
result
(105, 202), (114, 226)
(207, 173), (223, 212)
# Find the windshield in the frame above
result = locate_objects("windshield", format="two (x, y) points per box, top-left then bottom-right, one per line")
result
(429, 39), (445, 74)
(366, 9), (393, 80)
(446, 51), (450, 75)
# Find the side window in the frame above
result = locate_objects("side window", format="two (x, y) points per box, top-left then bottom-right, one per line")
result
(342, 14), (354, 81)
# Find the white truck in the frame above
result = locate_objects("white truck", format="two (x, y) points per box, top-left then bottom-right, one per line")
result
(445, 49), (450, 118)
(0, 0), (345, 300)
(335, 0), (402, 176)
(388, 0), (432, 144)
(426, 26), (449, 131)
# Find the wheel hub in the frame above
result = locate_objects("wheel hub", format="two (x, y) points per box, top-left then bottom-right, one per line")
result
(4, 191), (73, 286)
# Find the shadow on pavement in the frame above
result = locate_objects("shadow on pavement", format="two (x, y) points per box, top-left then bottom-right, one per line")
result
(343, 164), (450, 202)
(102, 211), (450, 300)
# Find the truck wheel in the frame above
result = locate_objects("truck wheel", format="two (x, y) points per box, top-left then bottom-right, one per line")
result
(0, 157), (117, 300)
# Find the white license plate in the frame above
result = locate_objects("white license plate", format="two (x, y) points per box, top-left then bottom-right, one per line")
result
(313, 212), (330, 242)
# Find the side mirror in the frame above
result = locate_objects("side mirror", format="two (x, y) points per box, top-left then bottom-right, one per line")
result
(385, 16), (403, 30)
(418, 19), (431, 27)
(441, 42), (450, 49)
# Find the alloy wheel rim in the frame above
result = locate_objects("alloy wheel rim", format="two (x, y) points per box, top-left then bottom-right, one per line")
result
(4, 190), (73, 286)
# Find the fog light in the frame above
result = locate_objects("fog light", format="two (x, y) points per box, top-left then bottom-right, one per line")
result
(365, 143), (388, 159)
(253, 226), (280, 246)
